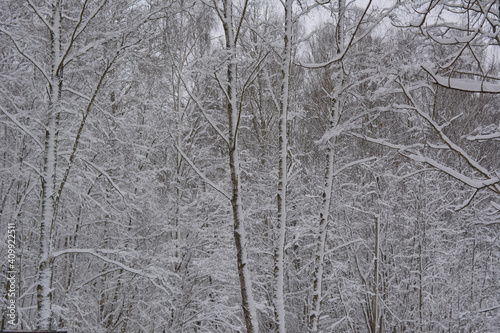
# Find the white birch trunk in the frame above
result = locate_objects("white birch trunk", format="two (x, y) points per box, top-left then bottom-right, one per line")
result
(371, 216), (379, 333)
(37, 0), (62, 329)
(309, 90), (343, 332)
(309, 141), (335, 333)
(222, 1), (259, 332)
(274, 1), (292, 332)
(310, 2), (345, 331)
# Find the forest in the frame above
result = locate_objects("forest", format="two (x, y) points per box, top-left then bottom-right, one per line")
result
(0, 0), (499, 332)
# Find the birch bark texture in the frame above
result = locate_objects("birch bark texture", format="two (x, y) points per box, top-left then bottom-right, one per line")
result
(273, 0), (293, 332)
(309, 1), (345, 332)
(37, 1), (63, 328)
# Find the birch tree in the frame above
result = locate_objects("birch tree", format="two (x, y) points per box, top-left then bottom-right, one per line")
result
(350, 23), (500, 331)
(0, 0), (157, 329)
(272, 0), (293, 332)
(1, 0), (499, 331)
(209, 0), (260, 331)
(298, 1), (398, 331)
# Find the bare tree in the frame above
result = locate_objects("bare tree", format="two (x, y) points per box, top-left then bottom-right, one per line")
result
(211, 0), (260, 331)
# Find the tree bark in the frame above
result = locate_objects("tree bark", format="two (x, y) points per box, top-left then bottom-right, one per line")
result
(371, 216), (379, 333)
(274, 0), (293, 332)
(220, 1), (259, 332)
(37, 1), (62, 329)
(310, 2), (345, 331)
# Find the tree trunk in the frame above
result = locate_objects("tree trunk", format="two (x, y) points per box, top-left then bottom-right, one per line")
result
(371, 216), (379, 333)
(274, 0), (293, 332)
(37, 1), (62, 329)
(309, 143), (334, 333)
(221, 1), (259, 332)
(310, 3), (345, 331)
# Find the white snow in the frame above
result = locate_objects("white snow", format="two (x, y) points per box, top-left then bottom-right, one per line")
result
(422, 64), (500, 93)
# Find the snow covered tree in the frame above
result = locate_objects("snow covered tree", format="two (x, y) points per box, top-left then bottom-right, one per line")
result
(401, 0), (500, 92)
(208, 0), (261, 331)
(297, 1), (399, 331)
(1, 0), (499, 332)
(0, 0), (175, 329)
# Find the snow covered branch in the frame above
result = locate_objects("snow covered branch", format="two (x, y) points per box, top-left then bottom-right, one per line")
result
(171, 139), (231, 201)
(422, 64), (500, 94)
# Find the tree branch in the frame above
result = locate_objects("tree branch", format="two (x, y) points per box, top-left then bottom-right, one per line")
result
(170, 138), (231, 201)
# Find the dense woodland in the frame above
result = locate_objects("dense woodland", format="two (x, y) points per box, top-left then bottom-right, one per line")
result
(1, 0), (499, 332)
